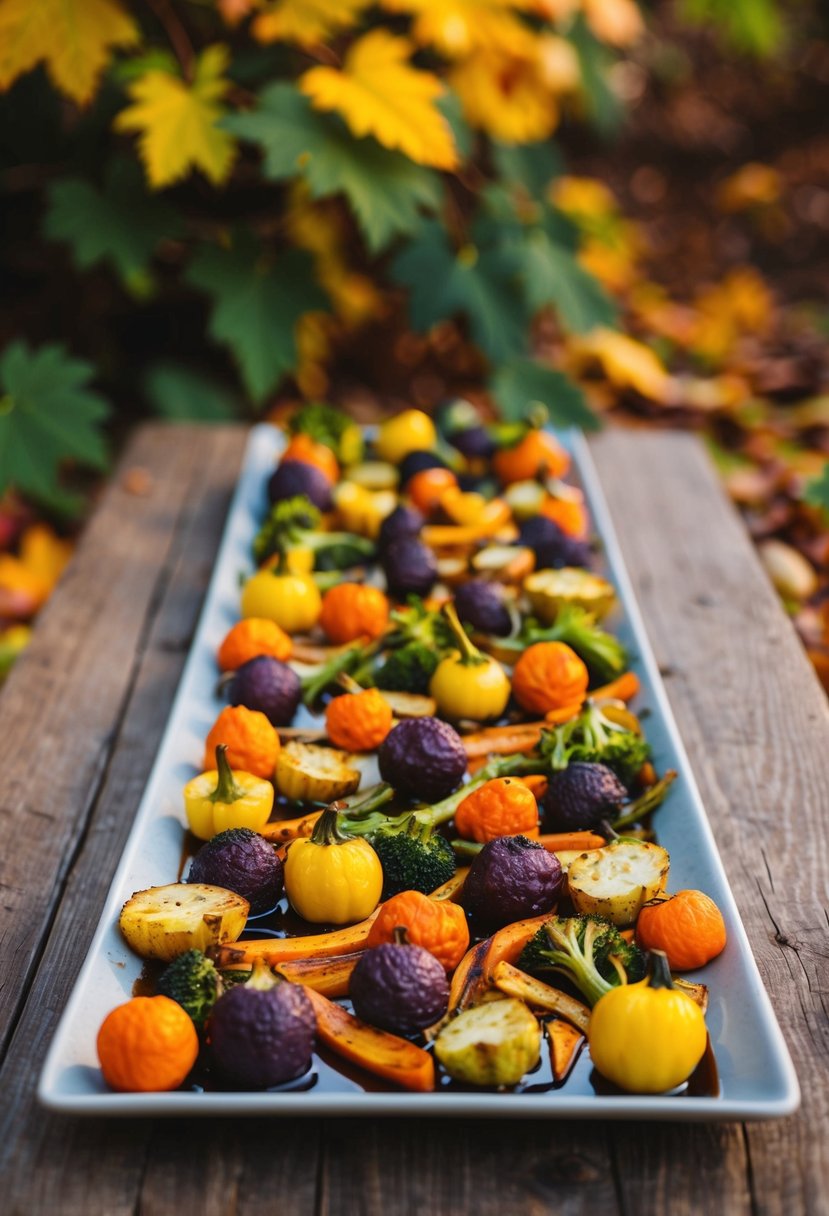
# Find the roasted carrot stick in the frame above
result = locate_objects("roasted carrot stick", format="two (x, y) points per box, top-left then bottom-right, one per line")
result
(536, 831), (606, 853)
(492, 961), (591, 1033)
(545, 1019), (586, 1082)
(212, 911), (380, 967)
(587, 671), (640, 703)
(303, 987), (435, 1092)
(259, 810), (322, 843)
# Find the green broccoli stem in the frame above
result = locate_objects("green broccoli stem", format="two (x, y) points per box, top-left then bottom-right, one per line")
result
(298, 639), (382, 705)
(610, 770), (677, 830)
(450, 839), (483, 861)
(544, 919), (615, 1007)
(339, 753), (538, 839)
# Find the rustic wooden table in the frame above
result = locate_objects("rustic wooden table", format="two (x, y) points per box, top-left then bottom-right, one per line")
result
(0, 424), (827, 1216)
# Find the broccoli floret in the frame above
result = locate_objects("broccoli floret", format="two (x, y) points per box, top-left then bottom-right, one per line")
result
(289, 403), (363, 464)
(253, 495), (374, 570)
(375, 643), (439, 694)
(539, 701), (650, 788)
(157, 949), (222, 1030)
(384, 596), (455, 652)
(372, 816), (456, 898)
(518, 916), (646, 1007)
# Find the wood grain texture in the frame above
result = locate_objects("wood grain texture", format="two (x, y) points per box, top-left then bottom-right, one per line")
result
(0, 423), (826, 1216)
(590, 428), (829, 1216)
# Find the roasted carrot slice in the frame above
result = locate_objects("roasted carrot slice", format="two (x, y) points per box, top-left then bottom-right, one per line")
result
(461, 724), (545, 759)
(212, 910), (380, 967)
(536, 831), (606, 853)
(274, 952), (362, 998)
(448, 938), (492, 1013)
(429, 868), (468, 902)
(587, 671), (640, 703)
(480, 915), (555, 983)
(516, 774), (548, 800)
(259, 810), (323, 843)
(491, 960), (591, 1033)
(303, 988), (435, 1092)
(545, 1018), (585, 1082)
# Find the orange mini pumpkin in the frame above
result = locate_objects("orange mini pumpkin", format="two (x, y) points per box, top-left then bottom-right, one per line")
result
(454, 776), (539, 843)
(368, 890), (470, 971)
(539, 496), (589, 539)
(319, 583), (390, 644)
(97, 996), (199, 1093)
(407, 467), (459, 515)
(511, 641), (589, 716)
(325, 688), (393, 752)
(492, 430), (570, 486)
(636, 890), (727, 971)
(217, 618), (292, 671)
(280, 434), (339, 484)
(204, 705), (279, 779)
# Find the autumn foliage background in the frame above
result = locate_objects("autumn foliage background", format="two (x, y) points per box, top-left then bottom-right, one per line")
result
(0, 0), (828, 685)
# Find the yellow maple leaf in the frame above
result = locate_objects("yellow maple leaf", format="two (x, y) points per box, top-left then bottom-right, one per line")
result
(300, 30), (458, 171)
(0, 0), (138, 106)
(381, 0), (535, 59)
(253, 0), (371, 46)
(450, 45), (559, 143)
(114, 45), (236, 189)
(573, 329), (674, 402)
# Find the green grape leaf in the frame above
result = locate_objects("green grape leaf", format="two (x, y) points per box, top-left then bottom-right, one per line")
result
(44, 157), (179, 291)
(518, 227), (617, 333)
(224, 85), (441, 254)
(0, 341), (110, 508)
(391, 221), (529, 364)
(187, 234), (326, 403)
(490, 357), (598, 431)
(144, 363), (240, 421)
(492, 139), (563, 199)
(804, 462), (829, 517)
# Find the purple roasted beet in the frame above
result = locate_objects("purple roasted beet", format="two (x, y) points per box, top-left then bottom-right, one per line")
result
(453, 580), (512, 637)
(448, 425), (495, 461)
(518, 515), (593, 570)
(463, 836), (564, 932)
(187, 828), (283, 914)
(381, 536), (437, 600)
(350, 933), (449, 1035)
(267, 461), (332, 511)
(226, 655), (301, 726)
(377, 504), (424, 552)
(378, 717), (467, 802)
(542, 762), (626, 832)
(208, 966), (316, 1089)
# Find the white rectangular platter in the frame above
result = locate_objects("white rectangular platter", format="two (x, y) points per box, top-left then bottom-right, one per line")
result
(38, 423), (800, 1119)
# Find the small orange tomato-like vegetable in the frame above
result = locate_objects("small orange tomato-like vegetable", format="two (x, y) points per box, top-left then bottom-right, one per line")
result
(539, 496), (589, 539)
(511, 641), (589, 716)
(204, 705), (280, 780)
(97, 996), (199, 1093)
(368, 890), (470, 971)
(454, 776), (539, 843)
(280, 434), (339, 484)
(636, 890), (727, 971)
(493, 430), (570, 485)
(408, 467), (459, 515)
(217, 618), (292, 670)
(325, 688), (393, 752)
(319, 582), (390, 644)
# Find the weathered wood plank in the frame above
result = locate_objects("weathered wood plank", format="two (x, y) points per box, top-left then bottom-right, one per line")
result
(589, 429), (829, 1216)
(0, 426), (258, 1213)
(0, 426), (222, 1060)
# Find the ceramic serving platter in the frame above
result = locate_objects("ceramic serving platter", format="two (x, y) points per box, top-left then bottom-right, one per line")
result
(38, 423), (800, 1119)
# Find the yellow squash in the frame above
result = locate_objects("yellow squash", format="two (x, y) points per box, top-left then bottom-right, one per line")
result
(429, 601), (511, 722)
(284, 806), (383, 925)
(183, 744), (274, 841)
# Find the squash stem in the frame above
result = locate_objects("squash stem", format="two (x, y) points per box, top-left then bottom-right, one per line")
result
(208, 745), (248, 804)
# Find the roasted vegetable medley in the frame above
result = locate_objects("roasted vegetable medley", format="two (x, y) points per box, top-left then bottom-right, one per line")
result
(97, 404), (728, 1098)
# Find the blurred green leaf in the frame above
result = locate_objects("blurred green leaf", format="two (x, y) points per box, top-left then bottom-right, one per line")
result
(0, 342), (109, 509)
(492, 139), (563, 199)
(187, 234), (327, 403)
(518, 229), (617, 333)
(224, 86), (441, 254)
(44, 157), (179, 291)
(804, 462), (829, 517)
(490, 358), (598, 430)
(682, 0), (783, 56)
(144, 364), (240, 421)
(391, 221), (529, 363)
(569, 19), (624, 136)
(438, 92), (474, 161)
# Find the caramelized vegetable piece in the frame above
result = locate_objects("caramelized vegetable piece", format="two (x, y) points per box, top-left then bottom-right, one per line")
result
(491, 960), (591, 1034)
(274, 953), (363, 998)
(259, 810), (323, 843)
(212, 910), (381, 966)
(537, 831), (606, 853)
(434, 998), (541, 1086)
(303, 987), (435, 1092)
(545, 1018), (586, 1082)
